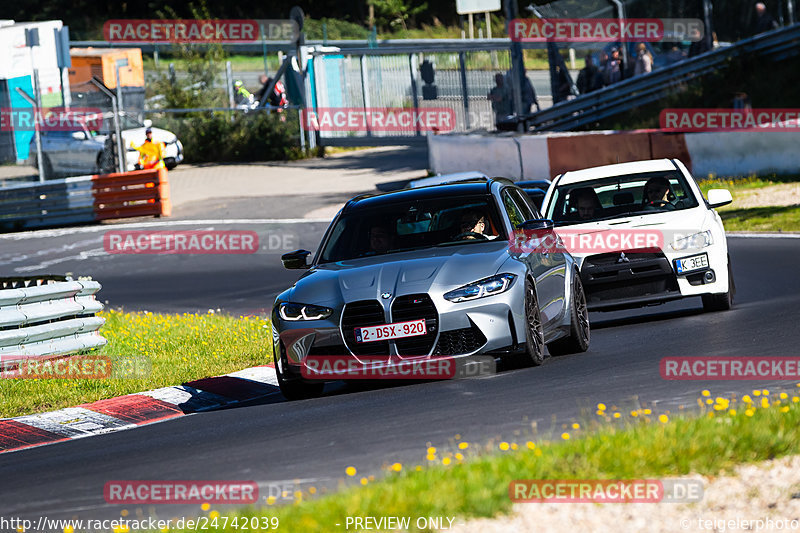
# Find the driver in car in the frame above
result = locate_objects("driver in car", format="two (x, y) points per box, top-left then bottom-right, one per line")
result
(457, 209), (497, 240)
(368, 225), (394, 254)
(642, 177), (676, 210)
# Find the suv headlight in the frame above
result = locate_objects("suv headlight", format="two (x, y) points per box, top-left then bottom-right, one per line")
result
(278, 302), (333, 321)
(671, 230), (713, 251)
(443, 273), (516, 303)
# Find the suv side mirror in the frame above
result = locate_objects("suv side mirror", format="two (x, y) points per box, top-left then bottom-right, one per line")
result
(281, 249), (312, 269)
(520, 219), (554, 231)
(707, 189), (733, 208)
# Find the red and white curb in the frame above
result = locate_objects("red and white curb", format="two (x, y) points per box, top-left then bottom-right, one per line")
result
(0, 364), (279, 454)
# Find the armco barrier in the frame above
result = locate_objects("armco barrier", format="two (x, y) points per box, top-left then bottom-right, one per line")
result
(0, 276), (106, 367)
(428, 129), (800, 180)
(0, 168), (171, 232)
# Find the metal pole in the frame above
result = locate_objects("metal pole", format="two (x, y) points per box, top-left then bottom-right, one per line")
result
(15, 87), (44, 182)
(226, 61), (234, 108)
(409, 54), (421, 136)
(360, 55), (371, 136)
(459, 51), (470, 130)
(505, 0), (524, 131)
(789, 0), (796, 24)
(486, 12), (492, 38)
(115, 64), (124, 116)
(90, 77), (124, 173)
(469, 14), (474, 39)
(609, 0), (628, 73)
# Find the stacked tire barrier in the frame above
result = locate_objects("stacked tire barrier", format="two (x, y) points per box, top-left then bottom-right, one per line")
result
(428, 130), (800, 180)
(0, 276), (106, 368)
(0, 168), (171, 233)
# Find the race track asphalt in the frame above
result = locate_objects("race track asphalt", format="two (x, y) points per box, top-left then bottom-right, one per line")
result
(1, 230), (798, 525)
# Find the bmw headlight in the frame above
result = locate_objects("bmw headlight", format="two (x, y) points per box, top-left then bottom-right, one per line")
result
(278, 302), (333, 321)
(443, 274), (517, 303)
(671, 230), (713, 251)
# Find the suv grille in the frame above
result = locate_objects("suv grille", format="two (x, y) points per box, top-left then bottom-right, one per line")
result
(391, 294), (438, 356)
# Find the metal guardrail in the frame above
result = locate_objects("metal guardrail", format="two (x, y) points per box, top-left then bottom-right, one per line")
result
(72, 38), (564, 54)
(528, 24), (800, 131)
(0, 277), (106, 366)
(0, 169), (171, 233)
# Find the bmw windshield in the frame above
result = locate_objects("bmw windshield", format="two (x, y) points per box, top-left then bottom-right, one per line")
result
(546, 170), (700, 226)
(319, 195), (506, 263)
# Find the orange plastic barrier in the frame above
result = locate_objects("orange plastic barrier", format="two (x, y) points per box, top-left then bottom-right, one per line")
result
(92, 168), (171, 221)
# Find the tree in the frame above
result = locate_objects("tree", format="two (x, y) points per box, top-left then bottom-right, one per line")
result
(368, 0), (428, 31)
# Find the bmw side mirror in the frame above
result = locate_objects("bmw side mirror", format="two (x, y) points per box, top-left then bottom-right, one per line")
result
(707, 189), (733, 208)
(282, 249), (311, 269)
(520, 219), (554, 231)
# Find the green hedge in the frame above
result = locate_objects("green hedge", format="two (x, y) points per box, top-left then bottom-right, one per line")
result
(156, 111), (305, 163)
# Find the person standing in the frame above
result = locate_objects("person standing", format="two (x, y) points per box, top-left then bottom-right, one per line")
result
(633, 43), (653, 76)
(752, 2), (779, 34)
(576, 54), (602, 94)
(488, 73), (512, 126)
(130, 128), (165, 170)
(603, 47), (624, 85)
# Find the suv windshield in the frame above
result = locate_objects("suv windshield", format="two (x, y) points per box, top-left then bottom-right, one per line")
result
(319, 194), (505, 263)
(546, 170), (699, 226)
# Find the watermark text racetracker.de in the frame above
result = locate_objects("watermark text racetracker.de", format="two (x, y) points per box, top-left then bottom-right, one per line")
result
(509, 479), (704, 503)
(103, 19), (298, 43)
(300, 108), (456, 133)
(300, 355), (495, 380)
(0, 107), (101, 132)
(661, 108), (800, 131)
(661, 357), (800, 380)
(103, 230), (300, 255)
(510, 18), (704, 42)
(0, 354), (150, 379)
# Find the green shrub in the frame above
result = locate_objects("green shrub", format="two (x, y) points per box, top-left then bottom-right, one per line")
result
(155, 111), (305, 163)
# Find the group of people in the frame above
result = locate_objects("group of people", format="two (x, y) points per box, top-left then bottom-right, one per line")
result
(233, 75), (288, 110)
(575, 43), (654, 95)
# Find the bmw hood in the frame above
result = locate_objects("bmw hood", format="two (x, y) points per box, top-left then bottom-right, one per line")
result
(280, 242), (513, 306)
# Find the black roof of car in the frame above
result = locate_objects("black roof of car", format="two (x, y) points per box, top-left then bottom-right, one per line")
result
(342, 178), (514, 212)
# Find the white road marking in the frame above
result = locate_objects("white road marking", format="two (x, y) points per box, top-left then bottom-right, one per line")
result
(0, 219), (330, 241)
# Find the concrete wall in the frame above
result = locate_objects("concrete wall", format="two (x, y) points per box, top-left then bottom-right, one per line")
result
(428, 128), (800, 180)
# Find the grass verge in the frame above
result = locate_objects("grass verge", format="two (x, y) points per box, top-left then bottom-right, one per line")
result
(0, 310), (273, 419)
(209, 390), (800, 532)
(720, 206), (800, 232)
(697, 176), (800, 231)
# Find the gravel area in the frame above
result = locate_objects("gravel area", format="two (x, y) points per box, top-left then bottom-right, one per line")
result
(446, 455), (800, 532)
(730, 183), (800, 209)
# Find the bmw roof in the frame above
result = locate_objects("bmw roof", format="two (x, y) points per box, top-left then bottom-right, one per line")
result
(343, 178), (513, 212)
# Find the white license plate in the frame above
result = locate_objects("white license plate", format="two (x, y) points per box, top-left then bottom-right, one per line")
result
(675, 253), (709, 274)
(355, 319), (427, 343)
